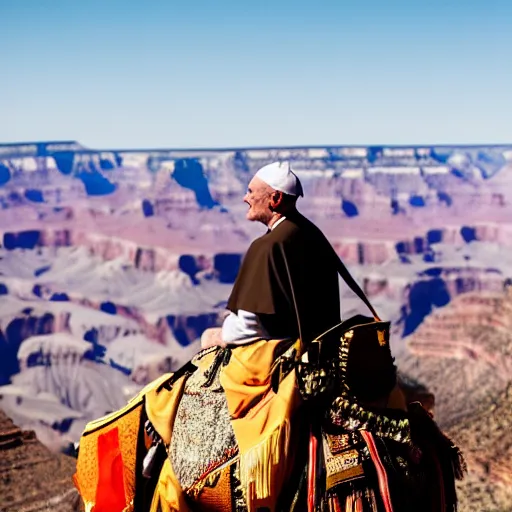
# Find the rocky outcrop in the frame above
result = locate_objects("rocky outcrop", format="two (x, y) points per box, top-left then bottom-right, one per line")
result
(451, 386), (512, 512)
(0, 408), (81, 512)
(398, 268), (507, 336)
(1, 332), (140, 451)
(397, 289), (512, 511)
(399, 290), (512, 423)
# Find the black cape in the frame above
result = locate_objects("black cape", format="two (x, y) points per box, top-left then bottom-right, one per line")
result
(227, 212), (341, 344)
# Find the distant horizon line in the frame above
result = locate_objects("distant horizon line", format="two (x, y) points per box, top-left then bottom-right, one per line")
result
(1, 139), (512, 153)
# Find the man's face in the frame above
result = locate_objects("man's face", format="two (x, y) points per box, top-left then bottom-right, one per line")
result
(243, 176), (275, 224)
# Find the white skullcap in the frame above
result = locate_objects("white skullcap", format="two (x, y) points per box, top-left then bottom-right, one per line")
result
(254, 161), (304, 197)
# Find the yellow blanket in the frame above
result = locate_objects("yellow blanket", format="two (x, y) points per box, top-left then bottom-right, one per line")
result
(73, 338), (302, 512)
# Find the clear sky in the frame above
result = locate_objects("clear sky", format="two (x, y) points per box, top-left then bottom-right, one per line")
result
(1, 0), (511, 149)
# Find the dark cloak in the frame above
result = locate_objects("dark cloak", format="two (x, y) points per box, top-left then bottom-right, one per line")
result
(227, 212), (341, 344)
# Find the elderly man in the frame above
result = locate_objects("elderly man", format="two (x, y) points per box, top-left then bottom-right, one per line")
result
(203, 160), (341, 349)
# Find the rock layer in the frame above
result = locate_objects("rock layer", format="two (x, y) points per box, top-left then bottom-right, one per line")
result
(0, 408), (81, 512)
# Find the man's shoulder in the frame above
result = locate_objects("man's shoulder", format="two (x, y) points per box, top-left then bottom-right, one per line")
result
(247, 213), (329, 252)
(280, 214), (330, 244)
(242, 227), (294, 266)
(245, 231), (278, 256)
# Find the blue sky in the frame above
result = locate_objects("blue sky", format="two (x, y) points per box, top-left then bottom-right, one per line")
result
(1, 0), (511, 149)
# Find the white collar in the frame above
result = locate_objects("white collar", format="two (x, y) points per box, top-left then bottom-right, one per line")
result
(270, 216), (286, 231)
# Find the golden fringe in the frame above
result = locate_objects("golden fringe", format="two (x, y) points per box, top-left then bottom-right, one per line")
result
(84, 500), (134, 512)
(83, 501), (94, 512)
(238, 420), (291, 506)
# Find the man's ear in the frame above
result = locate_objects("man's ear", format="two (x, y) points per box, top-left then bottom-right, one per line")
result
(269, 191), (283, 209)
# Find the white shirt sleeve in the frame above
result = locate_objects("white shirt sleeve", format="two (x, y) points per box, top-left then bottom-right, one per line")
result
(221, 309), (270, 345)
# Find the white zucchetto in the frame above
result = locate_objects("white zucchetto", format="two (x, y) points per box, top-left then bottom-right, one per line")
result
(254, 161), (304, 197)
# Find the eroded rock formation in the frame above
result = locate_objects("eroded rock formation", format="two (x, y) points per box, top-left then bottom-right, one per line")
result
(0, 408), (81, 512)
(398, 289), (512, 511)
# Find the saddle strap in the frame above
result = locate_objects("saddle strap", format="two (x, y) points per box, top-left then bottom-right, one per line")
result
(333, 248), (381, 322)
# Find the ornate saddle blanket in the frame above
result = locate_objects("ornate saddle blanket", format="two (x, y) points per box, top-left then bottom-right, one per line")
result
(167, 347), (242, 510)
(169, 351), (238, 493)
(73, 338), (302, 512)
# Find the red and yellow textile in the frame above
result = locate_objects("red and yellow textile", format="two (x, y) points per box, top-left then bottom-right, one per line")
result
(73, 373), (174, 511)
(73, 338), (302, 512)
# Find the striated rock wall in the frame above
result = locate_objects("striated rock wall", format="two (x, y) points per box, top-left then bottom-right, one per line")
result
(0, 409), (81, 512)
(397, 289), (512, 511)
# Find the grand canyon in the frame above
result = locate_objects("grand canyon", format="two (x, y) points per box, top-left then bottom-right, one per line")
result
(0, 141), (511, 511)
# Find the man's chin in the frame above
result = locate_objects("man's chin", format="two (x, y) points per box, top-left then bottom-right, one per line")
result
(246, 209), (265, 223)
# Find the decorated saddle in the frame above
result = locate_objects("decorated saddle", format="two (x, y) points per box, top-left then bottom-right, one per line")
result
(73, 337), (304, 512)
(295, 316), (466, 512)
(72, 320), (465, 512)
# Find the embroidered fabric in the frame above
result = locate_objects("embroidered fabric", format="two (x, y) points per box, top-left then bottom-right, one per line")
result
(168, 350), (239, 492)
(326, 328), (412, 445)
(319, 327), (463, 511)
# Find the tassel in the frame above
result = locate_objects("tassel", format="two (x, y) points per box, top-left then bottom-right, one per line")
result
(365, 488), (379, 512)
(360, 431), (394, 512)
(345, 493), (355, 512)
(408, 402), (466, 511)
(289, 466), (308, 512)
(452, 446), (467, 481)
(238, 420), (291, 505)
(142, 443), (159, 479)
(307, 425), (318, 512)
(83, 502), (94, 512)
(354, 491), (363, 512)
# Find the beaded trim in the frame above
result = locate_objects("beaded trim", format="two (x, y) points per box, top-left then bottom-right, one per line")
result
(327, 329), (412, 445)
